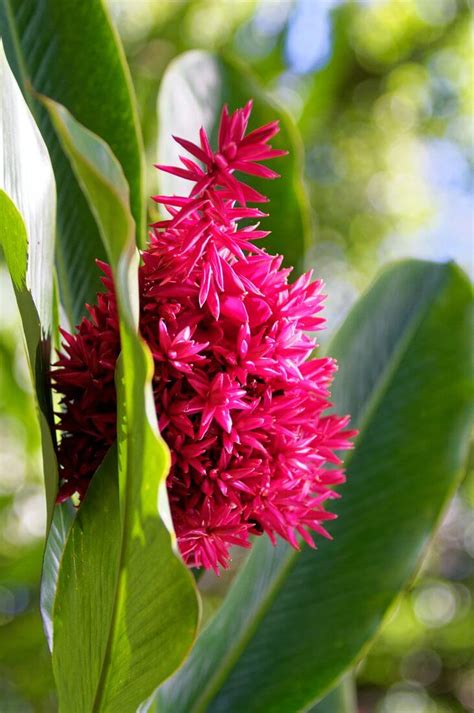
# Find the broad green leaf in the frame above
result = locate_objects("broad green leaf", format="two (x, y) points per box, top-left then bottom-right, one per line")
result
(51, 447), (121, 711)
(0, 0), (144, 323)
(42, 98), (200, 712)
(0, 43), (57, 521)
(157, 259), (473, 713)
(157, 49), (311, 273)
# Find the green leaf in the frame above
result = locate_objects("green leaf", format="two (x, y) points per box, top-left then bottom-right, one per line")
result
(42, 98), (200, 712)
(157, 49), (311, 273)
(40, 500), (75, 651)
(0, 0), (144, 323)
(0, 43), (57, 522)
(51, 448), (121, 711)
(157, 259), (473, 713)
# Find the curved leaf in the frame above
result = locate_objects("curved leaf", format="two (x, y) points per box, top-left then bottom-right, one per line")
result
(157, 259), (473, 713)
(42, 98), (200, 712)
(157, 49), (311, 273)
(0, 43), (57, 521)
(40, 500), (75, 651)
(0, 0), (144, 323)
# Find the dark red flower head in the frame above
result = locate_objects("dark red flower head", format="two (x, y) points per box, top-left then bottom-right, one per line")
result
(53, 101), (356, 573)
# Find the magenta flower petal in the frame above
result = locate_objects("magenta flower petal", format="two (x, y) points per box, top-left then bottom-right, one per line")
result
(52, 101), (356, 572)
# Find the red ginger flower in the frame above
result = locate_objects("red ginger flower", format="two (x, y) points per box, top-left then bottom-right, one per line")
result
(53, 101), (356, 573)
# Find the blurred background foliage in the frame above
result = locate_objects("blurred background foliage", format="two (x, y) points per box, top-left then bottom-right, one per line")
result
(0, 0), (472, 711)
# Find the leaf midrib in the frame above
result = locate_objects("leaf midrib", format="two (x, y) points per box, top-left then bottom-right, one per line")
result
(188, 263), (449, 713)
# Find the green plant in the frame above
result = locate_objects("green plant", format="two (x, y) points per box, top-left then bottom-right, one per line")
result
(0, 3), (472, 711)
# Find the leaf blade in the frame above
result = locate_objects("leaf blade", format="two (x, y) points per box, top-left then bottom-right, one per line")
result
(0, 43), (57, 521)
(157, 259), (473, 713)
(40, 500), (76, 651)
(0, 0), (144, 323)
(42, 98), (200, 713)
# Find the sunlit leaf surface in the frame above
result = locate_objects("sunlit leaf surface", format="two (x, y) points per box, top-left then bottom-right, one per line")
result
(0, 43), (57, 520)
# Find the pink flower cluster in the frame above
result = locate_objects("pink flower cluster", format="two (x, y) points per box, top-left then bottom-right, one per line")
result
(53, 101), (355, 572)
